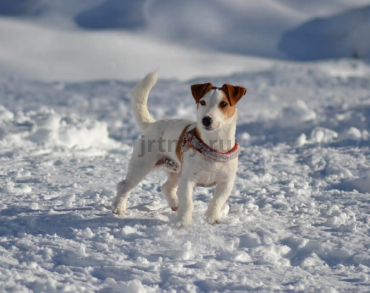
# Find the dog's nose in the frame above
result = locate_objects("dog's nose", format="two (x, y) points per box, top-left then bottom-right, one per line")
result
(202, 116), (212, 127)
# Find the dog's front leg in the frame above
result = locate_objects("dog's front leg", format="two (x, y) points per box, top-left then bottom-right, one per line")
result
(206, 174), (236, 224)
(176, 172), (197, 228)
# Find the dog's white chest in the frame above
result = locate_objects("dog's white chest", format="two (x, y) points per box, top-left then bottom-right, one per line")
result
(190, 154), (238, 187)
(196, 172), (218, 187)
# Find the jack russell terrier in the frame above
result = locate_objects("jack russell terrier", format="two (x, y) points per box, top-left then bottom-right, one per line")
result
(112, 71), (246, 227)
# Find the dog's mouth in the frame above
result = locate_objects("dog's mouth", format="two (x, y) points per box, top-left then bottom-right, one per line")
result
(201, 122), (222, 132)
(202, 126), (217, 132)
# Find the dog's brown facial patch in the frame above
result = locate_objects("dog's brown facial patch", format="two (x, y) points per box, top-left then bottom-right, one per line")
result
(218, 93), (236, 120)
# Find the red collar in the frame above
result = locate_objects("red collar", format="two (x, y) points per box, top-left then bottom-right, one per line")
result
(183, 128), (240, 162)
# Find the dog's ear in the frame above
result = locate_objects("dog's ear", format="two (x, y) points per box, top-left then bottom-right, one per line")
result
(221, 84), (247, 106)
(191, 83), (214, 103)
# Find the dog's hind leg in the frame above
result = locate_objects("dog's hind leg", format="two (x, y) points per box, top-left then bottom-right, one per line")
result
(112, 151), (157, 215)
(162, 172), (180, 211)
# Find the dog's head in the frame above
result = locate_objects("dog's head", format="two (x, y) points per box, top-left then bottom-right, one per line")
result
(191, 83), (247, 132)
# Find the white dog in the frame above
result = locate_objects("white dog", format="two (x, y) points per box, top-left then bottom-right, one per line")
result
(112, 71), (246, 227)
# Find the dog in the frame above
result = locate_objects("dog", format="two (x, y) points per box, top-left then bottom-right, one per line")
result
(112, 71), (246, 227)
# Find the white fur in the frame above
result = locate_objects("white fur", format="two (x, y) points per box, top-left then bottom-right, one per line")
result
(131, 71), (158, 131)
(112, 73), (239, 228)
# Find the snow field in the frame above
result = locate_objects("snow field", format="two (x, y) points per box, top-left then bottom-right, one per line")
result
(1, 60), (370, 291)
(0, 18), (274, 82)
(2, 0), (370, 84)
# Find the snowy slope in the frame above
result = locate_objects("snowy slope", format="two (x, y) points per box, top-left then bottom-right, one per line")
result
(280, 5), (370, 60)
(1, 59), (370, 292)
(1, 0), (370, 83)
(144, 0), (370, 58)
(0, 18), (274, 82)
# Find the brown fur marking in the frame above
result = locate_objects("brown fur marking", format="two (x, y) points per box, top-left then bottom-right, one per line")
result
(191, 83), (214, 103)
(218, 92), (236, 120)
(220, 84), (247, 106)
(195, 127), (201, 139)
(176, 125), (190, 161)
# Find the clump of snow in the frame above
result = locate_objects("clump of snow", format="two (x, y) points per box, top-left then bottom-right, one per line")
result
(121, 226), (137, 236)
(27, 109), (111, 148)
(295, 133), (306, 147)
(240, 132), (251, 141)
(324, 213), (349, 228)
(310, 127), (338, 144)
(127, 279), (147, 293)
(20, 184), (32, 194)
(239, 233), (261, 248)
(82, 228), (94, 239)
(279, 101), (316, 126)
(341, 127), (362, 140)
(0, 106), (115, 149)
(59, 194), (75, 208)
(0, 104), (14, 121)
(338, 175), (370, 193)
(30, 202), (38, 210)
(300, 253), (327, 268)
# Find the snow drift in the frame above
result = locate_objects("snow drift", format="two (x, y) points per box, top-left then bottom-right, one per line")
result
(279, 5), (370, 60)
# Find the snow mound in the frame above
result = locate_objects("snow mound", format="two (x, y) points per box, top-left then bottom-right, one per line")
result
(310, 127), (338, 144)
(27, 109), (111, 148)
(337, 175), (370, 193)
(0, 105), (113, 149)
(341, 127), (362, 140)
(278, 100), (316, 126)
(279, 5), (370, 60)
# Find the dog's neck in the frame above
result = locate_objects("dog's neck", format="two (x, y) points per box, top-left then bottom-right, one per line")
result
(197, 113), (237, 153)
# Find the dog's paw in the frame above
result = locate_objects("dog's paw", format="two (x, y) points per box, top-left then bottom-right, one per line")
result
(175, 221), (191, 229)
(112, 200), (128, 215)
(112, 207), (129, 215)
(207, 217), (221, 225)
(176, 214), (192, 228)
(205, 212), (221, 225)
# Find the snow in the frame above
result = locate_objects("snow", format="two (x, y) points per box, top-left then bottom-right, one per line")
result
(0, 17), (275, 82)
(1, 1), (370, 291)
(280, 4), (370, 60)
(1, 0), (370, 83)
(1, 59), (370, 292)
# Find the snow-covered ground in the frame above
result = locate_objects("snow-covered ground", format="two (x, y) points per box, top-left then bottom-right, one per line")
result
(1, 59), (370, 292)
(2, 1), (370, 292)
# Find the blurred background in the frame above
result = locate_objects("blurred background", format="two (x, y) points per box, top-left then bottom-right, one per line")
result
(0, 0), (370, 81)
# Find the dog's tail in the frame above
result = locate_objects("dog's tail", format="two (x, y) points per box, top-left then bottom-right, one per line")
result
(131, 71), (157, 131)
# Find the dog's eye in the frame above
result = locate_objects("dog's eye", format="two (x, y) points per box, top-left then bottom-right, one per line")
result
(200, 101), (206, 106)
(220, 101), (228, 108)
